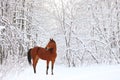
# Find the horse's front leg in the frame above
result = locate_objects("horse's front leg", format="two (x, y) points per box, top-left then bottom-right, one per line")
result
(51, 60), (55, 75)
(46, 60), (49, 75)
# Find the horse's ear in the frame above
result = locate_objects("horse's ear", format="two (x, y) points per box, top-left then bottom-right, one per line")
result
(50, 38), (52, 41)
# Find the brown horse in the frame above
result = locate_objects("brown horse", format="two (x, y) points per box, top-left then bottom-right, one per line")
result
(27, 39), (57, 75)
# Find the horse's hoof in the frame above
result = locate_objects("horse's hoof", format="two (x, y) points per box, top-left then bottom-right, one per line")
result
(34, 71), (36, 74)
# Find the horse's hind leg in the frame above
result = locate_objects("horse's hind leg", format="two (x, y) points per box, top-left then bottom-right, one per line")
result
(51, 60), (55, 75)
(33, 56), (39, 73)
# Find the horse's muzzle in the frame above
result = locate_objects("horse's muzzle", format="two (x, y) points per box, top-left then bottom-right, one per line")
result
(46, 47), (50, 50)
(46, 47), (53, 51)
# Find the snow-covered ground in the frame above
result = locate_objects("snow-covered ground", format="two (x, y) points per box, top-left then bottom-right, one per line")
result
(2, 60), (120, 80)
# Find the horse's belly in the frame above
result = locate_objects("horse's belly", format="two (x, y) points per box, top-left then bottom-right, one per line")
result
(39, 54), (56, 61)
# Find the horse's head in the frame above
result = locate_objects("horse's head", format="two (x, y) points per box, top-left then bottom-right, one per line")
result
(45, 38), (56, 52)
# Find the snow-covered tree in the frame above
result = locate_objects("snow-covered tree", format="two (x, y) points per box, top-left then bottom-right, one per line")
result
(0, 0), (120, 67)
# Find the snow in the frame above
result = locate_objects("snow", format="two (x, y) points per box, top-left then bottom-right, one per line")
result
(0, 26), (5, 30)
(1, 0), (120, 80)
(2, 61), (120, 80)
(0, 26), (5, 35)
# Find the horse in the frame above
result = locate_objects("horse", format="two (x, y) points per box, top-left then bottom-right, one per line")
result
(27, 39), (57, 75)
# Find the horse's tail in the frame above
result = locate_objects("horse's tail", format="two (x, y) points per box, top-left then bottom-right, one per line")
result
(27, 49), (32, 65)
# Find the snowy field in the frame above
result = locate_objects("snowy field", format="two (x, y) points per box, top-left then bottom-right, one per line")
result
(1, 0), (120, 80)
(2, 60), (120, 80)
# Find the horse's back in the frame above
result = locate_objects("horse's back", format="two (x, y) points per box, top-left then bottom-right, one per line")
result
(30, 46), (42, 58)
(31, 46), (57, 61)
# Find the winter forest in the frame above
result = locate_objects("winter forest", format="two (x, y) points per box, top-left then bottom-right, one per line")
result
(0, 0), (120, 79)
